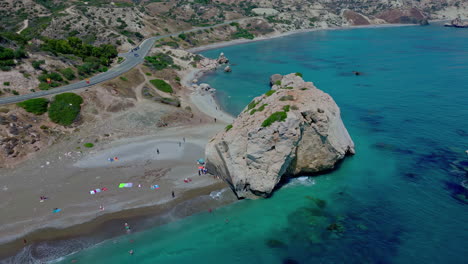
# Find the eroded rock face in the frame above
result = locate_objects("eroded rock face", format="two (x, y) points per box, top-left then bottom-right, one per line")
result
(376, 8), (427, 24)
(205, 73), (355, 199)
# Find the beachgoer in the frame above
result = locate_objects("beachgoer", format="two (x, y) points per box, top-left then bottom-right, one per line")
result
(23, 239), (27, 245)
(183, 137), (185, 142)
(157, 148), (160, 155)
(208, 208), (212, 213)
(214, 118), (217, 123)
(129, 249), (134, 255)
(99, 205), (104, 211)
(172, 191), (175, 198)
(198, 169), (201, 176)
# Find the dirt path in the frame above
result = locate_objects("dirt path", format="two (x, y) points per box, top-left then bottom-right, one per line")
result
(16, 19), (28, 34)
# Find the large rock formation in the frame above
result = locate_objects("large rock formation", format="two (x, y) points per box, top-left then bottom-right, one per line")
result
(205, 73), (355, 199)
(444, 18), (468, 28)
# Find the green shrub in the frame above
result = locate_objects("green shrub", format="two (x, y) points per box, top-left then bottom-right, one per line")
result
(38, 83), (50, 90)
(175, 76), (181, 82)
(249, 109), (257, 115)
(3, 82), (10, 86)
(291, 105), (299, 110)
(145, 72), (152, 76)
(247, 100), (260, 110)
(295, 72), (303, 77)
(150, 79), (173, 93)
(279, 95), (294, 101)
(282, 87), (293, 89)
(48, 93), (83, 126)
(145, 53), (174, 70)
(17, 98), (49, 115)
(32, 60), (45, 70)
(12, 90), (19, 95)
(225, 124), (233, 131)
(283, 105), (290, 112)
(120, 76), (128, 81)
(60, 68), (76, 80)
(265, 90), (275, 96)
(83, 143), (94, 148)
(178, 33), (187, 40)
(274, 80), (281, 86)
(261, 111), (287, 127)
(257, 104), (268, 112)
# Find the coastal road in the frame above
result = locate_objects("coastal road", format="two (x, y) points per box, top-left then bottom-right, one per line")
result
(0, 18), (252, 105)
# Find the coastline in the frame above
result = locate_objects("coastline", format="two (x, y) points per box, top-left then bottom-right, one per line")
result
(0, 21), (428, 262)
(187, 23), (418, 53)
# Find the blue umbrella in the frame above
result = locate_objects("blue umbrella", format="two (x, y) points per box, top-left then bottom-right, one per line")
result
(197, 158), (205, 163)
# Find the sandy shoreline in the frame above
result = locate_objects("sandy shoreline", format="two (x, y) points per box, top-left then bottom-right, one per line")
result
(187, 23), (418, 53)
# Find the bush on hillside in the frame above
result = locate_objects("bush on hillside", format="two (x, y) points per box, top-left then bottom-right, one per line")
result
(145, 53), (175, 70)
(262, 111), (287, 127)
(48, 93), (83, 126)
(150, 79), (173, 93)
(17, 98), (49, 115)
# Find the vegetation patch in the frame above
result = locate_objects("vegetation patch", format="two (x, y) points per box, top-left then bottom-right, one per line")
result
(279, 95), (294, 101)
(83, 143), (94, 148)
(291, 105), (299, 110)
(262, 111), (287, 127)
(0, 46), (27, 71)
(283, 105), (290, 112)
(295, 72), (303, 77)
(265, 90), (275, 97)
(231, 24), (255, 40)
(247, 99), (260, 111)
(59, 68), (76, 80)
(48, 93), (83, 126)
(225, 124), (233, 132)
(150, 79), (173, 93)
(274, 80), (281, 86)
(145, 53), (176, 70)
(17, 98), (49, 115)
(120, 76), (128, 81)
(41, 37), (117, 76)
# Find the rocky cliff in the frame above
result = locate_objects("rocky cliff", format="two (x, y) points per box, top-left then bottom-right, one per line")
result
(205, 73), (355, 199)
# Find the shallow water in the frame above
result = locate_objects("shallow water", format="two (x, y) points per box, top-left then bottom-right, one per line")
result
(53, 23), (468, 264)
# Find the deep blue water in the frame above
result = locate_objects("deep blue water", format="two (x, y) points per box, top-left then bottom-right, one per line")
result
(57, 24), (467, 264)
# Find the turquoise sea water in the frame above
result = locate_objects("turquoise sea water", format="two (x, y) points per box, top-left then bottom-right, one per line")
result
(55, 24), (468, 264)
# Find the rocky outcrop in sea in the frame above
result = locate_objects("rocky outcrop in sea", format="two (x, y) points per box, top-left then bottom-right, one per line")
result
(205, 73), (355, 198)
(444, 18), (468, 28)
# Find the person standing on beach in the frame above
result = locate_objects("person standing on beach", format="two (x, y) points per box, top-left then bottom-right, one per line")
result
(214, 118), (217, 123)
(183, 137), (185, 143)
(157, 148), (160, 155)
(172, 190), (175, 198)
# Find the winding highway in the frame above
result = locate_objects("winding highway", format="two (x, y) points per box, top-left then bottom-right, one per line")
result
(0, 19), (249, 105)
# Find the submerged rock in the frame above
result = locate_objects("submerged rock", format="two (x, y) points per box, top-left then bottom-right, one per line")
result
(224, 66), (232, 72)
(205, 73), (355, 198)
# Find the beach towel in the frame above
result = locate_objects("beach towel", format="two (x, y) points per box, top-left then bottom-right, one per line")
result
(52, 209), (61, 213)
(119, 183), (133, 188)
(151, 185), (160, 190)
